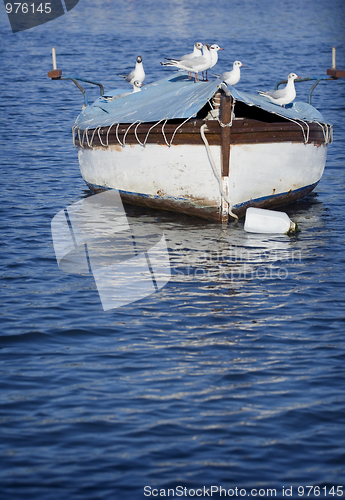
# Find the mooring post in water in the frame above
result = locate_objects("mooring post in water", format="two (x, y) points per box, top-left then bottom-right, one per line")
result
(327, 46), (345, 78)
(332, 47), (336, 69)
(48, 47), (62, 79)
(219, 92), (232, 222)
(52, 47), (57, 70)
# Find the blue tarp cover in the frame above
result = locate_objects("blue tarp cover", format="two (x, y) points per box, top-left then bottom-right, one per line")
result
(74, 73), (326, 129)
(229, 86), (325, 123)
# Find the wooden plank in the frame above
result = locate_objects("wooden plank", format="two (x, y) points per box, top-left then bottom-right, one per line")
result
(75, 119), (327, 149)
(219, 94), (232, 177)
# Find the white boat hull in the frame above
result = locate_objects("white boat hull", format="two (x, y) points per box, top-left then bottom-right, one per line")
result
(78, 140), (327, 221)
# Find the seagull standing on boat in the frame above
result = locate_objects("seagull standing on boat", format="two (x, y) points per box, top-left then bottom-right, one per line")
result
(209, 44), (224, 68)
(119, 55), (145, 85)
(205, 44), (224, 80)
(172, 42), (203, 79)
(161, 43), (213, 82)
(102, 81), (143, 101)
(179, 42), (203, 60)
(258, 72), (300, 107)
(132, 80), (144, 93)
(214, 60), (244, 86)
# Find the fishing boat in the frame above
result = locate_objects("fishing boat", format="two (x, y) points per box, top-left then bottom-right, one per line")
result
(71, 73), (333, 222)
(49, 49), (335, 222)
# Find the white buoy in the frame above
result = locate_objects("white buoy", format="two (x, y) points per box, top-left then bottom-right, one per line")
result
(244, 207), (297, 234)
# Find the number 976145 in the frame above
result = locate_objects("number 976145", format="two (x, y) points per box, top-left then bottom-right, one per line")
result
(5, 3), (52, 14)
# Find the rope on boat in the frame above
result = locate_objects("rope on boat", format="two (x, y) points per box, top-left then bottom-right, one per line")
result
(77, 128), (84, 149)
(72, 101), (331, 150)
(73, 114), (198, 149)
(300, 119), (310, 144)
(280, 116), (312, 144)
(89, 127), (98, 148)
(200, 123), (238, 221)
(315, 121), (333, 144)
(161, 120), (170, 146)
(142, 119), (165, 147)
(160, 115), (196, 147)
(115, 123), (125, 147)
(81, 128), (88, 148)
(84, 127), (91, 148)
(168, 116), (194, 146)
(219, 98), (236, 128)
(97, 126), (108, 148)
(134, 121), (145, 146)
(279, 116), (309, 144)
(72, 125), (77, 147)
(326, 123), (332, 144)
(122, 121), (140, 146)
(106, 122), (118, 147)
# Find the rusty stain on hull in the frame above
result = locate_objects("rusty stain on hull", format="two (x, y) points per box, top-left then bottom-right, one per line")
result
(87, 183), (222, 221)
(86, 181), (319, 221)
(232, 182), (319, 218)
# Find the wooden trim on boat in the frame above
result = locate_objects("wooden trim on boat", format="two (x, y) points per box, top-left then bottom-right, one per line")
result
(75, 117), (327, 150)
(220, 94), (232, 177)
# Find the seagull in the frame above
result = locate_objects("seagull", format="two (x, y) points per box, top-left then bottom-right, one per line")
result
(205, 43), (224, 80)
(131, 80), (144, 93)
(169, 42), (203, 79)
(161, 43), (212, 82)
(209, 44), (224, 68)
(102, 81), (143, 101)
(179, 42), (203, 60)
(119, 56), (145, 85)
(214, 60), (244, 86)
(258, 72), (300, 107)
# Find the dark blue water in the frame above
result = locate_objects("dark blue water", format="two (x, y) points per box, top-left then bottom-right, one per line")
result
(1, 1), (345, 498)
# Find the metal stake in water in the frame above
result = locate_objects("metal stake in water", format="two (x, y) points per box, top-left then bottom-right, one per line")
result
(332, 47), (336, 69)
(52, 47), (57, 70)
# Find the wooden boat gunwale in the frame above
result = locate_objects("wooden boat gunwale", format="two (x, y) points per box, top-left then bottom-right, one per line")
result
(73, 88), (332, 151)
(74, 116), (329, 149)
